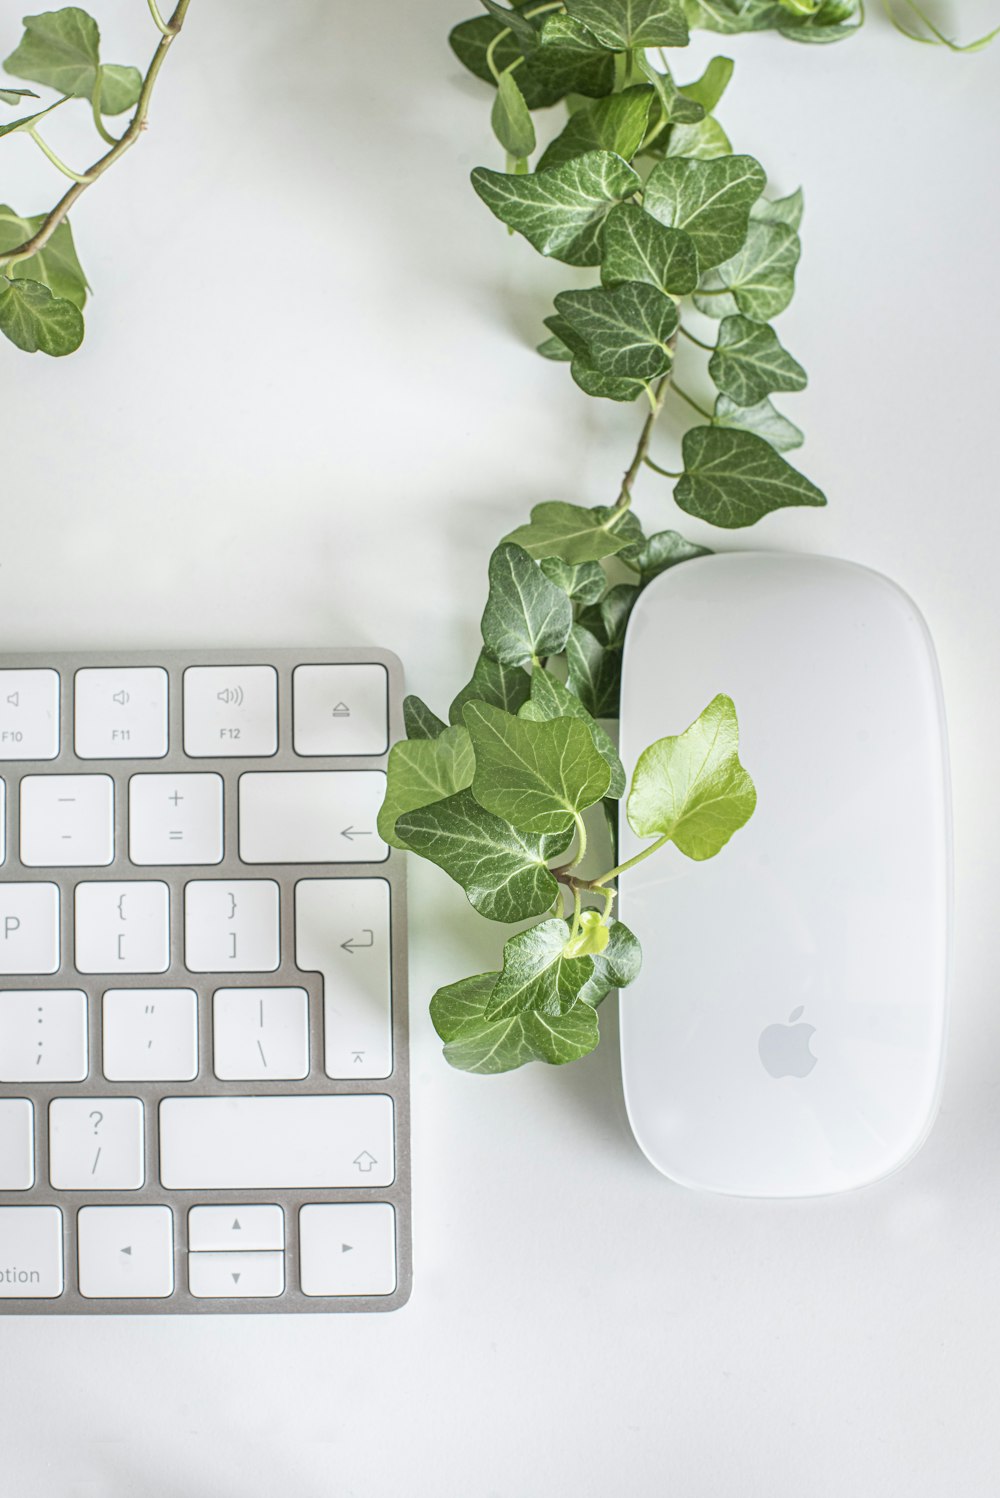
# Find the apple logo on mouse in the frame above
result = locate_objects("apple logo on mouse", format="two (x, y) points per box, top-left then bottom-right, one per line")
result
(758, 1006), (818, 1079)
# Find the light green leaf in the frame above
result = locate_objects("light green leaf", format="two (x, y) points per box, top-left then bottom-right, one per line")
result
(465, 700), (611, 835)
(492, 67), (536, 159)
(486, 918), (595, 1018)
(539, 556), (607, 604)
(430, 971), (600, 1073)
(692, 268), (738, 318)
(502, 501), (636, 564)
(0, 207), (87, 308)
(628, 529), (712, 581)
(4, 8), (100, 96)
(563, 909), (610, 958)
(643, 153), (766, 270)
(601, 204), (698, 296)
(97, 62), (141, 115)
(377, 725), (475, 849)
(709, 314), (806, 406)
(0, 275), (83, 354)
(679, 55), (734, 112)
(403, 694), (447, 740)
(713, 392), (803, 452)
(449, 649), (531, 726)
(480, 542), (573, 666)
(675, 426), (826, 527)
(564, 0), (689, 48)
(0, 87), (39, 104)
(627, 693), (756, 858)
(554, 280), (678, 381)
(471, 150), (640, 267)
(777, 0), (862, 43)
(449, 10), (614, 108)
(665, 115), (732, 161)
(519, 667), (626, 798)
(565, 624), (621, 718)
(751, 186), (804, 231)
(537, 85), (653, 172)
(398, 788), (573, 923)
(577, 918), (642, 1004)
(714, 219), (800, 322)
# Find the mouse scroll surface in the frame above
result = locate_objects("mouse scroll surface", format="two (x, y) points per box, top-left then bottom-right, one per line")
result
(618, 553), (950, 1197)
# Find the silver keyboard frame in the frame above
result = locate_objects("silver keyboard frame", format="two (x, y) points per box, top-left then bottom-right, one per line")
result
(0, 647), (410, 1315)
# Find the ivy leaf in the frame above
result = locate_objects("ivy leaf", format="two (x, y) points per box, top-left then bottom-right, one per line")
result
(485, 918), (595, 1018)
(519, 667), (626, 798)
(0, 276), (83, 355)
(532, 16), (617, 97)
(627, 693), (756, 858)
(569, 356), (646, 402)
(449, 649), (531, 726)
(403, 694), (447, 740)
(539, 556), (607, 604)
(479, 0), (539, 46)
(675, 426), (825, 527)
(450, 10), (613, 107)
(691, 269), (738, 318)
(642, 66), (705, 127)
(751, 186), (804, 231)
(97, 63), (141, 115)
(0, 87), (39, 104)
(708, 314), (807, 406)
(377, 725), (475, 849)
(537, 85), (653, 172)
(537, 329), (573, 361)
(430, 971), (600, 1073)
(679, 55), (734, 112)
(480, 543), (573, 666)
(398, 789), (573, 923)
(492, 68), (536, 158)
(593, 582), (639, 646)
(565, 624), (621, 718)
(714, 220), (800, 322)
(601, 204), (698, 296)
(577, 919), (642, 1005)
(777, 0), (862, 43)
(553, 281), (678, 382)
(464, 701), (611, 835)
(564, 0), (689, 48)
(713, 392), (803, 452)
(4, 9), (139, 115)
(683, 0), (788, 33)
(471, 151), (640, 267)
(0, 206), (87, 308)
(502, 501), (636, 564)
(665, 116), (733, 161)
(628, 529), (712, 582)
(643, 154), (766, 270)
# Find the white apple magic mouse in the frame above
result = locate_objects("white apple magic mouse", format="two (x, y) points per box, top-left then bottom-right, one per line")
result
(618, 551), (951, 1197)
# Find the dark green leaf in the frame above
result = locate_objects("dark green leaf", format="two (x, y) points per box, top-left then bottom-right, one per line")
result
(537, 85), (653, 172)
(675, 426), (826, 527)
(480, 0), (539, 45)
(531, 16), (617, 97)
(502, 501), (637, 564)
(643, 153), (766, 270)
(570, 355), (646, 402)
(0, 275), (83, 354)
(480, 542), (573, 666)
(601, 204), (698, 296)
(449, 649), (531, 726)
(430, 971), (600, 1073)
(565, 624), (621, 717)
(539, 556), (607, 604)
(471, 150), (640, 267)
(596, 582), (638, 646)
(713, 392), (803, 452)
(486, 918), (595, 1018)
(577, 919), (643, 1004)
(0, 205), (87, 309)
(641, 65), (705, 128)
(377, 725), (475, 848)
(554, 280), (678, 381)
(564, 0), (689, 48)
(714, 220), (800, 322)
(629, 529), (712, 581)
(679, 55), (734, 111)
(709, 314), (806, 406)
(519, 667), (626, 799)
(465, 700), (612, 834)
(537, 329), (573, 361)
(403, 694), (447, 740)
(450, 10), (613, 110)
(492, 67), (536, 158)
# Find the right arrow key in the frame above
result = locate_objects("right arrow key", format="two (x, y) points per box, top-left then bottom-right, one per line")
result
(295, 878), (393, 1080)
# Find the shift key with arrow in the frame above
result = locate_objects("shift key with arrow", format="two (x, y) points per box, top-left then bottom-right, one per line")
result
(295, 878), (393, 1079)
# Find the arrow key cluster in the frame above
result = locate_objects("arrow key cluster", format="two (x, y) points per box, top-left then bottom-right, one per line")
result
(188, 1204), (285, 1299)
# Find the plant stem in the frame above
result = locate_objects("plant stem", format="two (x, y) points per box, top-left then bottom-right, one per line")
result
(679, 324), (715, 352)
(593, 832), (671, 887)
(567, 811), (588, 871)
(0, 0), (193, 271)
(148, 0), (171, 34)
(671, 382), (712, 420)
(615, 372), (671, 509)
(27, 128), (90, 183)
(643, 455), (682, 478)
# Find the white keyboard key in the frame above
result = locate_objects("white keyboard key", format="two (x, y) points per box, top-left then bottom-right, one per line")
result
(77, 1206), (173, 1299)
(0, 778), (5, 862)
(0, 669), (59, 761)
(189, 1250), (284, 1299)
(188, 1204), (284, 1252)
(292, 664), (388, 757)
(102, 988), (198, 1082)
(184, 880), (279, 973)
(184, 666), (278, 758)
(129, 773), (223, 865)
(49, 1097), (144, 1191)
(159, 1094), (394, 1189)
(213, 987), (308, 1080)
(0, 883), (59, 974)
(75, 881), (170, 974)
(0, 1100), (33, 1189)
(20, 774), (114, 867)
(299, 1203), (396, 1298)
(239, 771), (388, 864)
(295, 878), (392, 1079)
(0, 989), (87, 1081)
(74, 668), (168, 760)
(0, 1206), (63, 1297)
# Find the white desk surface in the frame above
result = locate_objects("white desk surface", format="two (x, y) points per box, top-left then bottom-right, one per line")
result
(3, 3), (999, 1493)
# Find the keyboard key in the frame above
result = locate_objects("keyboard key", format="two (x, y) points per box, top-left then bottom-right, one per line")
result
(74, 668), (168, 760)
(49, 1097), (144, 1191)
(0, 883), (59, 974)
(184, 880), (279, 973)
(0, 1206), (63, 1298)
(184, 666), (278, 758)
(292, 664), (389, 757)
(20, 774), (114, 867)
(0, 669), (59, 761)
(295, 878), (392, 1079)
(0, 778), (5, 862)
(0, 989), (87, 1081)
(159, 1095), (394, 1189)
(299, 1203), (396, 1298)
(102, 988), (198, 1082)
(0, 1100), (34, 1190)
(189, 1250), (284, 1299)
(213, 987), (308, 1080)
(238, 771), (388, 864)
(75, 881), (170, 974)
(188, 1204), (284, 1252)
(77, 1206), (173, 1299)
(129, 773), (223, 865)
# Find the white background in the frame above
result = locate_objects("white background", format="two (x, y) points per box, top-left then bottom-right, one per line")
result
(2, 2), (999, 1493)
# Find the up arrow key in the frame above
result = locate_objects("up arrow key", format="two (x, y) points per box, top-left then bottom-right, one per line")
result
(232, 1218), (242, 1232)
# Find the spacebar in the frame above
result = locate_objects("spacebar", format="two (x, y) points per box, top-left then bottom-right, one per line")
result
(159, 1096), (394, 1189)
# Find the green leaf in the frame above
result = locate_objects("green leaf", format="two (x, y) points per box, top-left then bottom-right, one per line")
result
(751, 186), (804, 231)
(377, 725), (475, 849)
(471, 151), (640, 268)
(0, 205), (87, 308)
(593, 582), (638, 647)
(665, 116), (733, 161)
(491, 67), (536, 158)
(675, 426), (826, 527)
(713, 392), (803, 452)
(714, 220), (800, 322)
(708, 314), (806, 407)
(564, 0), (689, 48)
(643, 154), (766, 270)
(430, 971), (600, 1073)
(464, 700), (611, 835)
(539, 556), (607, 604)
(0, 87), (39, 104)
(485, 918), (595, 1018)
(480, 542), (573, 666)
(569, 356), (646, 402)
(553, 281), (678, 382)
(777, 0), (862, 42)
(537, 85), (653, 172)
(403, 694), (447, 740)
(0, 275), (83, 355)
(4, 8), (100, 96)
(398, 788), (573, 923)
(683, 0), (787, 33)
(565, 624), (621, 718)
(679, 55), (734, 112)
(450, 10), (614, 108)
(480, 0), (539, 46)
(97, 62), (141, 115)
(629, 529), (712, 581)
(577, 918), (642, 1004)
(563, 909), (610, 958)
(537, 329), (573, 361)
(601, 204), (698, 296)
(627, 693), (756, 858)
(519, 667), (626, 799)
(641, 65), (705, 128)
(532, 16), (618, 97)
(449, 649), (531, 726)
(502, 501), (636, 565)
